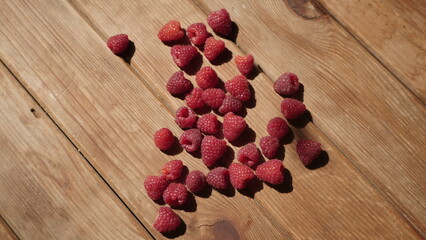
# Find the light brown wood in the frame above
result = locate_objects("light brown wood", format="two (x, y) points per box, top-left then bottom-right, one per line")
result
(0, 216), (18, 240)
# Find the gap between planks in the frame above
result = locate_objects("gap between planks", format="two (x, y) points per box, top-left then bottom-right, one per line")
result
(0, 215), (20, 240)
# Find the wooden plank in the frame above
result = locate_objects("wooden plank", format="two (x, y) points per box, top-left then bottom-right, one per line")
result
(0, 64), (151, 239)
(0, 216), (18, 240)
(192, 0), (426, 235)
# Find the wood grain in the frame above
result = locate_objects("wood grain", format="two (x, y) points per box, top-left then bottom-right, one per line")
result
(0, 216), (18, 240)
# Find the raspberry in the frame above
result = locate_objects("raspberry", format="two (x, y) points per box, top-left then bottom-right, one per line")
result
(260, 136), (280, 159)
(235, 54), (254, 76)
(196, 66), (219, 89)
(185, 170), (206, 193)
(202, 88), (225, 108)
(255, 160), (285, 185)
(187, 23), (209, 45)
(206, 167), (230, 189)
(144, 175), (169, 200)
(218, 94), (243, 114)
(204, 37), (225, 62)
(153, 128), (175, 151)
(163, 183), (188, 207)
(201, 136), (227, 167)
(223, 112), (247, 142)
(158, 20), (184, 42)
(179, 129), (203, 152)
(225, 75), (251, 102)
(107, 34), (129, 54)
(274, 72), (300, 95)
(166, 71), (193, 96)
(197, 113), (220, 135)
(153, 207), (181, 233)
(281, 98), (306, 119)
(171, 45), (198, 67)
(162, 160), (183, 181)
(267, 117), (289, 139)
(175, 106), (197, 129)
(237, 143), (260, 168)
(228, 162), (255, 190)
(185, 88), (205, 109)
(207, 9), (232, 36)
(296, 140), (322, 166)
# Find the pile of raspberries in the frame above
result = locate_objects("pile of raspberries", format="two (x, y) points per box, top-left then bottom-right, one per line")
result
(107, 8), (323, 235)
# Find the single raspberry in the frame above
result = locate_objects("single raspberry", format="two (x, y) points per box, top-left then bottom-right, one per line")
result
(235, 54), (254, 76)
(162, 160), (183, 181)
(218, 94), (243, 114)
(202, 88), (225, 108)
(267, 117), (289, 139)
(225, 75), (251, 102)
(144, 175), (169, 200)
(204, 37), (225, 62)
(167, 71), (193, 96)
(187, 23), (209, 45)
(274, 72), (300, 95)
(171, 45), (198, 67)
(237, 143), (260, 168)
(201, 135), (227, 167)
(260, 136), (280, 159)
(196, 66), (219, 89)
(206, 167), (230, 189)
(107, 34), (129, 54)
(197, 113), (220, 134)
(223, 112), (246, 142)
(158, 20), (184, 42)
(153, 207), (181, 233)
(175, 106), (197, 129)
(228, 162), (255, 190)
(179, 129), (203, 152)
(296, 140), (322, 166)
(163, 183), (188, 207)
(281, 98), (306, 119)
(207, 9), (232, 36)
(185, 170), (206, 193)
(185, 88), (205, 109)
(256, 160), (285, 185)
(154, 128), (175, 151)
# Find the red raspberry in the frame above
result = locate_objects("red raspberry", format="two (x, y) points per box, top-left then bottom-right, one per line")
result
(171, 45), (198, 67)
(260, 136), (280, 159)
(158, 20), (184, 42)
(107, 34), (129, 54)
(201, 136), (227, 167)
(153, 207), (181, 233)
(281, 98), (306, 119)
(255, 160), (285, 185)
(235, 54), (254, 76)
(223, 112), (246, 142)
(162, 160), (183, 181)
(196, 66), (219, 89)
(187, 23), (209, 45)
(175, 106), (197, 129)
(296, 140), (322, 166)
(153, 128), (175, 151)
(228, 162), (255, 190)
(225, 75), (251, 102)
(274, 72), (300, 95)
(163, 183), (188, 207)
(267, 117), (289, 139)
(202, 88), (225, 108)
(185, 88), (205, 109)
(167, 71), (193, 96)
(185, 170), (206, 193)
(237, 143), (260, 168)
(207, 9), (232, 36)
(179, 129), (203, 152)
(204, 37), (225, 62)
(206, 167), (230, 189)
(197, 113), (220, 134)
(144, 175), (169, 200)
(218, 94), (243, 114)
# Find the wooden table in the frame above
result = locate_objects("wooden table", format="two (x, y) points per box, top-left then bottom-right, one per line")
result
(1, 0), (425, 239)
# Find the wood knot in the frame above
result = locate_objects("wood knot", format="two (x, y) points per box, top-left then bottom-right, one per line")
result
(287, 0), (327, 19)
(30, 108), (41, 118)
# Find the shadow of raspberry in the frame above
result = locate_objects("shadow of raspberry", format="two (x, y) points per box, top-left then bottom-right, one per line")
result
(181, 53), (203, 76)
(307, 150), (329, 170)
(229, 127), (256, 147)
(161, 219), (187, 239)
(162, 137), (183, 156)
(288, 110), (312, 128)
(210, 48), (233, 66)
(267, 168), (293, 193)
(118, 41), (135, 64)
(237, 177), (263, 198)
